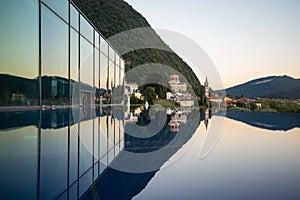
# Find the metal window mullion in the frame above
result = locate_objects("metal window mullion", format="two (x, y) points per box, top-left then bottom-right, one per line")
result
(38, 0), (42, 107)
(68, 1), (71, 106)
(78, 13), (81, 106)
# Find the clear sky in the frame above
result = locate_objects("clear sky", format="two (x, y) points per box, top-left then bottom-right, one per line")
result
(125, 0), (300, 89)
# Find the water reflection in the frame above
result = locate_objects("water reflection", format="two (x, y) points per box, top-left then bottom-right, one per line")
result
(82, 107), (205, 199)
(82, 108), (300, 200)
(2, 106), (298, 199)
(0, 107), (124, 199)
(222, 111), (300, 131)
(133, 115), (300, 200)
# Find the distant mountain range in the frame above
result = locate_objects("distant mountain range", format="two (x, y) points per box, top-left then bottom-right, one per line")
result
(222, 75), (300, 99)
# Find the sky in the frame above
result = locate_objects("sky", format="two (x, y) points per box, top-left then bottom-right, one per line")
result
(125, 0), (300, 89)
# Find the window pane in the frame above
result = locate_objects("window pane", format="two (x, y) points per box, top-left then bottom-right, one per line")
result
(94, 118), (99, 163)
(120, 59), (125, 86)
(70, 29), (79, 105)
(94, 162), (99, 181)
(70, 4), (78, 31)
(100, 53), (108, 104)
(115, 61), (120, 87)
(117, 63), (125, 105)
(112, 65), (123, 105)
(107, 116), (115, 165)
(69, 182), (78, 200)
(69, 123), (78, 185)
(120, 138), (124, 151)
(80, 37), (94, 105)
(100, 115), (108, 163)
(109, 49), (115, 98)
(116, 55), (120, 68)
(109, 59), (115, 96)
(120, 59), (125, 70)
(100, 36), (108, 56)
(115, 118), (120, 155)
(95, 32), (99, 49)
(79, 168), (93, 198)
(109, 46), (115, 62)
(0, 0), (39, 106)
(79, 119), (93, 176)
(42, 0), (68, 22)
(80, 15), (93, 43)
(41, 5), (69, 106)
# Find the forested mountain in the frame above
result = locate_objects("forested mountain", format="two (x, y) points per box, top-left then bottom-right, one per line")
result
(72, 0), (204, 99)
(224, 75), (300, 99)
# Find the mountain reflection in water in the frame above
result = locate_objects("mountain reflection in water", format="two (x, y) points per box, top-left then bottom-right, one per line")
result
(222, 110), (300, 131)
(1, 107), (299, 199)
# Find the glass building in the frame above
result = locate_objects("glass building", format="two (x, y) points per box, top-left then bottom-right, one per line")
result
(0, 0), (125, 199)
(0, 0), (125, 108)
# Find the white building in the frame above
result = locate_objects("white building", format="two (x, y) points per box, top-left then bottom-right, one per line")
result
(166, 92), (175, 100)
(125, 82), (138, 94)
(167, 74), (194, 107)
(168, 74), (187, 92)
(176, 92), (194, 107)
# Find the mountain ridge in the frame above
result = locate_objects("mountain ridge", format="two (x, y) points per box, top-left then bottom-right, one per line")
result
(223, 75), (300, 99)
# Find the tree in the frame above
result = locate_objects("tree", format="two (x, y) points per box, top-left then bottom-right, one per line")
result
(130, 95), (143, 105)
(142, 87), (157, 105)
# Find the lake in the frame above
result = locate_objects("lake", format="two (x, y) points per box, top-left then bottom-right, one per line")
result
(0, 107), (300, 200)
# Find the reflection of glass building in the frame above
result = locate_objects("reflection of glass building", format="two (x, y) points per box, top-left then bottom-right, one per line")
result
(0, 108), (124, 199)
(0, 0), (125, 108)
(0, 1), (125, 199)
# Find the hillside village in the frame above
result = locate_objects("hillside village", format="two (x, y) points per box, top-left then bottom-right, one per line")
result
(125, 74), (202, 107)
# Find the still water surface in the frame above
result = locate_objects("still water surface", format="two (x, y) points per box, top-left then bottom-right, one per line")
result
(0, 108), (299, 200)
(134, 113), (300, 200)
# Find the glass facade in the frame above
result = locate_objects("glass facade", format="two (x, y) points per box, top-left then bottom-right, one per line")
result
(0, 1), (125, 199)
(0, 0), (124, 108)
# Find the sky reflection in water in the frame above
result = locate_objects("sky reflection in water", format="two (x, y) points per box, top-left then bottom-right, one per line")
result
(134, 114), (300, 200)
(0, 109), (300, 200)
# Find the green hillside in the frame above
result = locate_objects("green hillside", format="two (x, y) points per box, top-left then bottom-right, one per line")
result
(73, 0), (204, 102)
